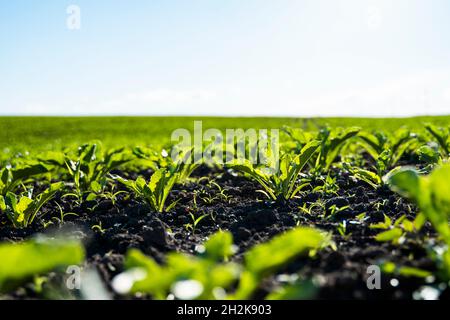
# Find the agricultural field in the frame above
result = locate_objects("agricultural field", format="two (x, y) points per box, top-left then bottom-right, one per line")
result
(1, 116), (450, 300)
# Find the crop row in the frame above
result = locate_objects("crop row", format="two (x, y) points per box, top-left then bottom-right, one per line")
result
(0, 123), (450, 298)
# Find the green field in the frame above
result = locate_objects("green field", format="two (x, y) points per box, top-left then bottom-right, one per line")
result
(1, 116), (450, 154)
(2, 115), (450, 300)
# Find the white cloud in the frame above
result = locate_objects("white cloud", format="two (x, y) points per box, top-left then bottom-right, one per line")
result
(296, 70), (450, 117)
(11, 70), (450, 117)
(87, 88), (215, 115)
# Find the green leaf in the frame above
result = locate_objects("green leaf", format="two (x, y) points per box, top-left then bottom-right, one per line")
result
(90, 180), (102, 193)
(11, 164), (50, 181)
(398, 266), (432, 278)
(135, 176), (147, 190)
(391, 138), (416, 166)
(86, 193), (97, 201)
(295, 140), (321, 170)
(244, 227), (326, 276)
(37, 151), (66, 166)
(370, 214), (392, 230)
(6, 182), (64, 228)
(325, 127), (360, 169)
(113, 175), (135, 190)
(203, 231), (234, 262)
(417, 145), (440, 164)
(5, 192), (18, 213)
(149, 169), (164, 193)
(80, 142), (99, 163)
(425, 123), (449, 155)
(349, 167), (381, 188)
(266, 280), (317, 300)
(381, 262), (432, 278)
(413, 213), (426, 231)
(114, 166), (180, 213)
(428, 166), (450, 212)
(121, 247), (239, 299)
(377, 149), (391, 172)
(401, 219), (414, 233)
(358, 131), (384, 158)
(0, 238), (85, 292)
(1, 168), (10, 187)
(375, 228), (403, 242)
(385, 167), (420, 199)
(0, 195), (5, 211)
(227, 159), (255, 176)
(16, 196), (33, 216)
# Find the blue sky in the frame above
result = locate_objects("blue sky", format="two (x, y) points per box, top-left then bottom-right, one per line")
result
(1, 0), (450, 116)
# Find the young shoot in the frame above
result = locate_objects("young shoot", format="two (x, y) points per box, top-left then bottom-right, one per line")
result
(0, 182), (64, 228)
(227, 141), (320, 202)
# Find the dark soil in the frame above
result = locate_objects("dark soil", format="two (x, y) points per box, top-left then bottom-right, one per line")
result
(0, 161), (445, 300)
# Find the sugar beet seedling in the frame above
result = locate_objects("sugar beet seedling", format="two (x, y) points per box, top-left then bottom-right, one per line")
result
(112, 160), (197, 213)
(0, 163), (50, 196)
(63, 141), (133, 202)
(424, 123), (450, 158)
(227, 140), (321, 202)
(283, 126), (361, 172)
(0, 182), (64, 228)
(357, 127), (418, 168)
(387, 165), (450, 279)
(113, 227), (331, 300)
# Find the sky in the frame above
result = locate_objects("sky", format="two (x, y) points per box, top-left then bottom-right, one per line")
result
(1, 0), (450, 116)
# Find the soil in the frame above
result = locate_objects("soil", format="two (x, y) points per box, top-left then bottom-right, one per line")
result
(0, 157), (446, 300)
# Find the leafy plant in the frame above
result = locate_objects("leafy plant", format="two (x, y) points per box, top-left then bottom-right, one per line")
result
(0, 182), (64, 228)
(184, 212), (209, 235)
(265, 279), (318, 300)
(337, 220), (352, 240)
(112, 230), (239, 299)
(53, 202), (78, 225)
(98, 185), (127, 206)
(194, 180), (231, 205)
(386, 165), (450, 278)
(424, 123), (449, 158)
(64, 141), (132, 200)
(227, 141), (320, 202)
(282, 126), (360, 171)
(113, 170), (175, 213)
(113, 227), (330, 300)
(0, 237), (84, 292)
(171, 147), (202, 184)
(298, 201), (324, 215)
(0, 163), (50, 195)
(416, 143), (442, 168)
(315, 126), (361, 171)
(281, 126), (315, 152)
(370, 214), (423, 244)
(381, 262), (432, 279)
(312, 174), (339, 196)
(345, 150), (399, 189)
(386, 165), (450, 243)
(113, 161), (195, 213)
(326, 204), (350, 220)
(358, 128), (417, 167)
(232, 227), (331, 299)
(91, 222), (107, 234)
(134, 146), (200, 185)
(132, 146), (171, 169)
